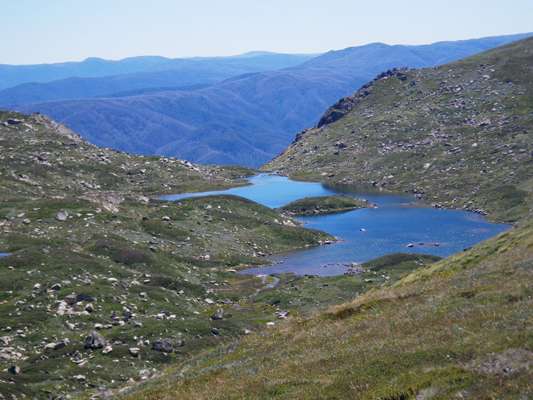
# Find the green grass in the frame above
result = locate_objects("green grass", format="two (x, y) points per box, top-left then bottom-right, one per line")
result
(3, 38), (533, 398)
(0, 112), (337, 398)
(122, 219), (533, 400)
(279, 195), (370, 216)
(266, 37), (533, 223)
(0, 113), (447, 399)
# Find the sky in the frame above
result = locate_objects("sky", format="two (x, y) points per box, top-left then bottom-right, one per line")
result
(2, 0), (532, 64)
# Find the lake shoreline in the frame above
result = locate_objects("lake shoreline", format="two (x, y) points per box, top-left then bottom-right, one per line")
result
(160, 173), (510, 277)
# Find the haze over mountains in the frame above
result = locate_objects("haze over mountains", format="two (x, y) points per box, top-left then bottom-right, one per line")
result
(3, 32), (531, 166)
(0, 52), (315, 103)
(2, 32), (533, 399)
(0, 52), (316, 91)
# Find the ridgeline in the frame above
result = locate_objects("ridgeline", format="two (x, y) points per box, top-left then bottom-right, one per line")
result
(1, 37), (532, 400)
(267, 38), (533, 222)
(123, 38), (533, 399)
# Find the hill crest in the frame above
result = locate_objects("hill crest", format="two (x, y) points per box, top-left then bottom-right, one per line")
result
(266, 37), (533, 222)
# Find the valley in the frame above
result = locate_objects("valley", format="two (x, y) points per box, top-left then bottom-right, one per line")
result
(0, 112), (333, 397)
(164, 174), (509, 277)
(0, 113), (453, 398)
(0, 22), (531, 400)
(120, 37), (532, 400)
(126, 218), (533, 400)
(6, 33), (531, 167)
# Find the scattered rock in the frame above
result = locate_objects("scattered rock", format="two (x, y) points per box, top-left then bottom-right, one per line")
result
(152, 339), (173, 353)
(0, 347), (23, 361)
(64, 293), (78, 305)
(84, 331), (106, 349)
(0, 336), (11, 346)
(129, 347), (141, 357)
(52, 339), (69, 350)
(102, 345), (113, 354)
(76, 293), (95, 302)
(210, 308), (224, 320)
(344, 263), (365, 275)
(8, 365), (21, 375)
(50, 283), (62, 291)
(467, 348), (533, 376)
(55, 210), (69, 221)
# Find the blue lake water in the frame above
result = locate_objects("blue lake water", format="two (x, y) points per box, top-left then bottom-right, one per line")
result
(160, 174), (339, 207)
(162, 174), (510, 276)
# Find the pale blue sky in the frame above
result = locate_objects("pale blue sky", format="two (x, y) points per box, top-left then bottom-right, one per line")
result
(2, 0), (532, 64)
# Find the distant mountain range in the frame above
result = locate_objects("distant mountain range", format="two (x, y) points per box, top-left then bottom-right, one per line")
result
(0, 52), (316, 102)
(4, 32), (532, 167)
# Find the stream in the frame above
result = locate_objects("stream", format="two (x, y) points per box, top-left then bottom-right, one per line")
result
(161, 174), (510, 276)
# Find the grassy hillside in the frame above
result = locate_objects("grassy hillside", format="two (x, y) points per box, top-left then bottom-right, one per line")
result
(0, 112), (336, 398)
(17, 33), (531, 167)
(123, 216), (533, 400)
(3, 36), (533, 399)
(112, 37), (531, 400)
(267, 38), (533, 222)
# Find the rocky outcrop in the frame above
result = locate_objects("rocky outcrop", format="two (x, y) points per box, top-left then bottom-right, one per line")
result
(317, 68), (409, 128)
(267, 38), (533, 222)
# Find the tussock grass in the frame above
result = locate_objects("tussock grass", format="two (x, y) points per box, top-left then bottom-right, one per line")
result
(267, 38), (533, 223)
(124, 220), (533, 400)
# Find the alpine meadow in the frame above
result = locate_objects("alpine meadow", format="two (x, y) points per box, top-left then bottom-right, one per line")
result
(0, 2), (531, 399)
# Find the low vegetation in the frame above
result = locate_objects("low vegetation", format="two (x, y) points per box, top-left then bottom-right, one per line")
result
(2, 37), (533, 400)
(123, 218), (533, 400)
(267, 38), (533, 222)
(0, 113), (457, 398)
(122, 37), (533, 400)
(0, 112), (335, 398)
(279, 195), (370, 216)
